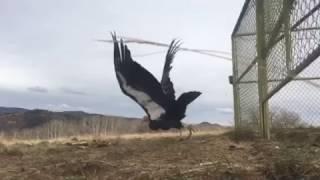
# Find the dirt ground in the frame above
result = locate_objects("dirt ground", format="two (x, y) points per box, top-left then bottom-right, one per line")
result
(0, 129), (320, 180)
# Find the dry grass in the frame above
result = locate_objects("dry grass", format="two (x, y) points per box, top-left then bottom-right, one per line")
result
(224, 128), (259, 142)
(0, 128), (319, 179)
(0, 128), (229, 146)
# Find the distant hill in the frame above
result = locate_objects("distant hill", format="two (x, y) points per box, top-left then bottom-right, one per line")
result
(0, 106), (226, 139)
(0, 107), (28, 114)
(0, 107), (140, 132)
(192, 121), (224, 131)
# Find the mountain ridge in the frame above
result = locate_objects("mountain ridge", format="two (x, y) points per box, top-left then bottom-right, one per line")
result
(0, 106), (225, 134)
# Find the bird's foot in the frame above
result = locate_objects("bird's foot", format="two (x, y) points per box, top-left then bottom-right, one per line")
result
(177, 125), (194, 141)
(178, 129), (183, 141)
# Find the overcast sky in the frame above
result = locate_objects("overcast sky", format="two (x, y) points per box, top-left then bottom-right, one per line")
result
(0, 0), (245, 125)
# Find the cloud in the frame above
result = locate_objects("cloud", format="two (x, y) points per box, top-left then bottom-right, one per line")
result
(45, 103), (90, 112)
(60, 88), (87, 96)
(27, 86), (48, 93)
(216, 107), (233, 114)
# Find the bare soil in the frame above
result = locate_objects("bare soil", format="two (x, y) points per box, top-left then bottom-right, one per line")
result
(0, 129), (320, 180)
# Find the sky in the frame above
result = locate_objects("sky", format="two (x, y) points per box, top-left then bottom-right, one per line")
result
(0, 0), (245, 125)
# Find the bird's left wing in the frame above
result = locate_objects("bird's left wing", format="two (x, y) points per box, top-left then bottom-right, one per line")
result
(112, 33), (171, 120)
(160, 40), (181, 100)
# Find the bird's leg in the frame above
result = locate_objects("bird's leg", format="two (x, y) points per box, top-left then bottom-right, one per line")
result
(186, 125), (195, 139)
(177, 125), (195, 141)
(142, 115), (150, 122)
(178, 128), (183, 140)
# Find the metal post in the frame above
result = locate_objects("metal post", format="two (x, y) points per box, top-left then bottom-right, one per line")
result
(256, 0), (270, 139)
(231, 39), (241, 129)
(284, 0), (293, 73)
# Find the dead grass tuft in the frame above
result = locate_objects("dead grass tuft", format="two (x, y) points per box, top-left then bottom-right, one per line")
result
(265, 148), (319, 178)
(224, 128), (259, 142)
(273, 128), (320, 145)
(1, 145), (24, 157)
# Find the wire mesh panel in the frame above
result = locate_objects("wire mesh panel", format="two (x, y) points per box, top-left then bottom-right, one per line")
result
(232, 0), (320, 138)
(232, 0), (259, 130)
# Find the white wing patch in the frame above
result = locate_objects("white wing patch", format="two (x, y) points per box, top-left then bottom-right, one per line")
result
(118, 73), (165, 120)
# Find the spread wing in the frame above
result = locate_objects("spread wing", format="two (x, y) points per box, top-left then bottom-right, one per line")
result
(112, 33), (170, 120)
(161, 40), (181, 100)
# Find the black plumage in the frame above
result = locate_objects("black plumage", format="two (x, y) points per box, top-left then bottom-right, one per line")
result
(111, 33), (201, 134)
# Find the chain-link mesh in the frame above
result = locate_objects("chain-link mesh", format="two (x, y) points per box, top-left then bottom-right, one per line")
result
(232, 0), (320, 135)
(232, 0), (259, 129)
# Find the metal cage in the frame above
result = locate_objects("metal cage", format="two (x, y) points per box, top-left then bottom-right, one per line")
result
(232, 0), (320, 139)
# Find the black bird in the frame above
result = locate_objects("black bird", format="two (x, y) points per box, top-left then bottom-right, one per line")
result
(111, 33), (201, 138)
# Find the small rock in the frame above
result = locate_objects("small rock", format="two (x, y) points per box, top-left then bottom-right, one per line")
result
(78, 145), (88, 149)
(96, 143), (109, 148)
(229, 144), (243, 150)
(200, 162), (214, 166)
(229, 145), (236, 150)
(199, 140), (208, 144)
(313, 148), (319, 153)
(233, 163), (241, 168)
(77, 142), (89, 146)
(71, 137), (78, 141)
(312, 143), (320, 147)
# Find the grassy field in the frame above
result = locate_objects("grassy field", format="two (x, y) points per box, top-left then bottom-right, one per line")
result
(0, 128), (320, 179)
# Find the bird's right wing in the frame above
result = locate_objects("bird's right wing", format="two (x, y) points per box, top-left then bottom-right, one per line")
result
(160, 40), (181, 100)
(112, 33), (170, 120)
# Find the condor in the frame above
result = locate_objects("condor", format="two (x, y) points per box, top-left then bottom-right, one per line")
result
(111, 33), (201, 138)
